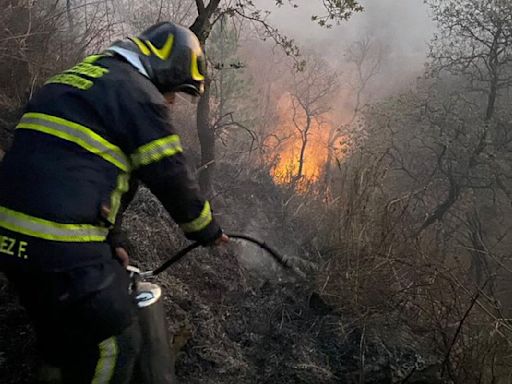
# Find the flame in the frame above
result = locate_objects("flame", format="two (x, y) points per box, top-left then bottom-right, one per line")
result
(267, 94), (332, 186)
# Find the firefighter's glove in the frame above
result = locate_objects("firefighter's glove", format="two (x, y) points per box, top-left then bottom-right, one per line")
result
(201, 230), (229, 247)
(114, 247), (130, 268)
(107, 228), (132, 267)
(213, 233), (230, 246)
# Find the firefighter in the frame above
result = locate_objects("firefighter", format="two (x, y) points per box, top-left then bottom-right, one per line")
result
(0, 22), (227, 383)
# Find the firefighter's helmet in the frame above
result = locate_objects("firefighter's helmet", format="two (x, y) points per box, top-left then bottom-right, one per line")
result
(108, 22), (206, 96)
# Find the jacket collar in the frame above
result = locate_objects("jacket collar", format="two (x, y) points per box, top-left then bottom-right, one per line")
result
(107, 46), (150, 78)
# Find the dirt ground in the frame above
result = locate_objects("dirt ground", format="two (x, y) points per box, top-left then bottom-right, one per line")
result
(0, 186), (444, 383)
(0, 253), (442, 384)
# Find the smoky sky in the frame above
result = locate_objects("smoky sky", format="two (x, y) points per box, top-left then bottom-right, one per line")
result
(254, 0), (436, 97)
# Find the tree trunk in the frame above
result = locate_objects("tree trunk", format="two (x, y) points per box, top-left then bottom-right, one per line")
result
(323, 147), (334, 194)
(486, 74), (498, 122)
(296, 116), (311, 180)
(196, 79), (215, 196)
(485, 25), (501, 122)
(190, 0), (221, 196)
(66, 0), (74, 32)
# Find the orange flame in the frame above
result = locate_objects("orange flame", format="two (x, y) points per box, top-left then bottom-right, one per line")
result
(267, 94), (332, 186)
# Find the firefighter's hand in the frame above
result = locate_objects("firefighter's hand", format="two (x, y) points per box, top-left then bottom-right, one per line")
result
(115, 247), (130, 267)
(213, 233), (230, 246)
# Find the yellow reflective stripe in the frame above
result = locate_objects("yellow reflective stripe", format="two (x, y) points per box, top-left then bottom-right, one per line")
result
(65, 62), (109, 78)
(92, 337), (118, 384)
(130, 37), (151, 56)
(83, 55), (104, 64)
(16, 113), (130, 172)
(0, 206), (108, 242)
(46, 73), (94, 90)
(146, 34), (174, 60)
(130, 35), (174, 60)
(107, 172), (130, 224)
(191, 51), (205, 81)
(131, 135), (183, 168)
(180, 201), (212, 233)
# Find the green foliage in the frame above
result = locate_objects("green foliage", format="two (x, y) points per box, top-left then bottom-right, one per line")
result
(209, 19), (250, 116)
(207, 18), (261, 160)
(312, 0), (364, 27)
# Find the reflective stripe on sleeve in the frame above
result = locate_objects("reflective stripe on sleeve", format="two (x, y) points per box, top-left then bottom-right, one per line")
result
(91, 337), (118, 384)
(107, 172), (130, 224)
(130, 135), (183, 168)
(180, 201), (213, 233)
(0, 206), (108, 242)
(16, 113), (130, 172)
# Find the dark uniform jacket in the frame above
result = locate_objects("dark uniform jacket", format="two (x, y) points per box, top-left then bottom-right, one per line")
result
(0, 54), (221, 273)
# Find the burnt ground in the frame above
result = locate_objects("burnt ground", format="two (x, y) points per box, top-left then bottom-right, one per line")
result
(0, 251), (443, 384)
(0, 182), (445, 383)
(0, 275), (38, 383)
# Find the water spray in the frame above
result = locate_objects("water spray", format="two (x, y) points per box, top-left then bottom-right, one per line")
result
(137, 233), (303, 278)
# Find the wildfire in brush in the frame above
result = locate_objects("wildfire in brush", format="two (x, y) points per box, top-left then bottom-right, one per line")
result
(267, 94), (332, 186)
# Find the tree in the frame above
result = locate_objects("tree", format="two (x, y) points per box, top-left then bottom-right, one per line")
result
(0, 0), (114, 149)
(287, 54), (337, 183)
(427, 0), (512, 122)
(424, 0), (512, 285)
(188, 0), (363, 195)
(323, 36), (382, 192)
(422, 0), (512, 230)
(208, 16), (260, 171)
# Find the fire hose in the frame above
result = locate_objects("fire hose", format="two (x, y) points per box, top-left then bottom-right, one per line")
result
(137, 233), (305, 278)
(129, 233), (305, 383)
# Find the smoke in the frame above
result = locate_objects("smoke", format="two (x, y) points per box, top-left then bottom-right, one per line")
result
(254, 0), (436, 98)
